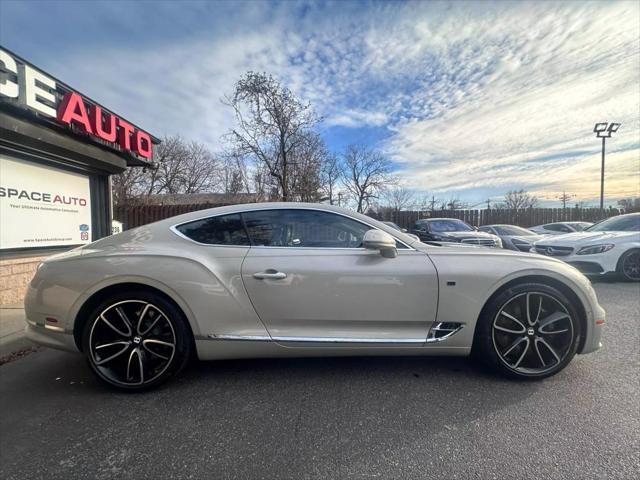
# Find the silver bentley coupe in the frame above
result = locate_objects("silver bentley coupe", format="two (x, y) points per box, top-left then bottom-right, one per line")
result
(25, 203), (605, 390)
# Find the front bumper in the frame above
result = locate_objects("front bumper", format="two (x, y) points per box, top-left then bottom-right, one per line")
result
(24, 320), (78, 352)
(532, 247), (620, 276)
(580, 302), (604, 354)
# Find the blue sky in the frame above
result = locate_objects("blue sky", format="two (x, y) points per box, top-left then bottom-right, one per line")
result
(1, 0), (639, 206)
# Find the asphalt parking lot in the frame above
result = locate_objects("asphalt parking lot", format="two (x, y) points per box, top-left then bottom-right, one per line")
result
(1, 281), (638, 480)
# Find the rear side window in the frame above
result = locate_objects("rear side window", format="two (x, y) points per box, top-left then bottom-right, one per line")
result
(175, 214), (250, 245)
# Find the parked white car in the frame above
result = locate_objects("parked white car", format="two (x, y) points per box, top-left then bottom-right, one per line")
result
(532, 213), (640, 281)
(530, 222), (593, 235)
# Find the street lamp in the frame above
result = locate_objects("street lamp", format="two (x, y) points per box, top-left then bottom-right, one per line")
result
(593, 122), (621, 211)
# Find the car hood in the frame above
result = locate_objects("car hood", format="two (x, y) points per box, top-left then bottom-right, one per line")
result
(534, 231), (640, 246)
(505, 234), (545, 243)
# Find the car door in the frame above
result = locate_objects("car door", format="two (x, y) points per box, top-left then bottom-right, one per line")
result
(240, 208), (439, 343)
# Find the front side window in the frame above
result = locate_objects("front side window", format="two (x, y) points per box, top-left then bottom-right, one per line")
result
(242, 209), (369, 248)
(175, 213), (250, 245)
(241, 209), (402, 249)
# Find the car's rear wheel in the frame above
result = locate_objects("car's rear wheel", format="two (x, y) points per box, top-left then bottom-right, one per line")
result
(82, 291), (192, 391)
(474, 283), (582, 380)
(617, 249), (640, 282)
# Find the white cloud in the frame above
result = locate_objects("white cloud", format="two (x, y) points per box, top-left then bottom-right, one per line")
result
(324, 109), (388, 128)
(5, 0), (637, 203)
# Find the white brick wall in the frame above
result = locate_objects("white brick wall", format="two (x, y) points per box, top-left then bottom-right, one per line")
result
(0, 255), (48, 305)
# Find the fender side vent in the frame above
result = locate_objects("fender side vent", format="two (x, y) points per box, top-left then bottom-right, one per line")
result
(427, 322), (464, 343)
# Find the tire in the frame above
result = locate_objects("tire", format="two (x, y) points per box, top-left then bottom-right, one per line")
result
(617, 249), (640, 282)
(474, 282), (582, 380)
(81, 290), (192, 391)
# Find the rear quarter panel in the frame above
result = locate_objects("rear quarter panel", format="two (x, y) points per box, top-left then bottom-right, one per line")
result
(27, 241), (269, 341)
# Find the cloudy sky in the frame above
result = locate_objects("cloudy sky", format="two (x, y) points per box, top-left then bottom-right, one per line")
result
(1, 0), (638, 206)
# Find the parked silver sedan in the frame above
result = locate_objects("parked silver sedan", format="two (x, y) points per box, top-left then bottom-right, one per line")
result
(479, 224), (547, 252)
(25, 203), (604, 390)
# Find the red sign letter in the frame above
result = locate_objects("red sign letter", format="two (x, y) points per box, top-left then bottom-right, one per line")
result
(133, 130), (153, 159)
(90, 105), (117, 142)
(117, 119), (134, 151)
(57, 92), (92, 133)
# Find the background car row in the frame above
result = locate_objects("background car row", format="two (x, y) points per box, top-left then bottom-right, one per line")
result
(404, 213), (640, 281)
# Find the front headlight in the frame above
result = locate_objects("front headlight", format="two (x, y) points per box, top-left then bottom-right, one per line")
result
(576, 244), (615, 255)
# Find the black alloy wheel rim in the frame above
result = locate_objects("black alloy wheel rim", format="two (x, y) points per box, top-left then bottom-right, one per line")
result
(622, 251), (640, 281)
(89, 300), (176, 386)
(492, 292), (574, 375)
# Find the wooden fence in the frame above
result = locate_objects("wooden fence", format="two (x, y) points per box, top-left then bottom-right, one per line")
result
(373, 207), (625, 229)
(114, 203), (626, 231)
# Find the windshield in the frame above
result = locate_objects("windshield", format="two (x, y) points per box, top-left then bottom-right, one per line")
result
(567, 222), (592, 231)
(428, 219), (474, 232)
(586, 215), (640, 232)
(493, 225), (535, 236)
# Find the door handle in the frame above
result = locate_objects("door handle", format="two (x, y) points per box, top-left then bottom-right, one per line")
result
(253, 270), (287, 280)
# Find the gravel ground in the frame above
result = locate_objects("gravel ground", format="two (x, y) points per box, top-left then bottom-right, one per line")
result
(1, 281), (638, 480)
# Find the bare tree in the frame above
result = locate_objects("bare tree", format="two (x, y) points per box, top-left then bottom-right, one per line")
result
(445, 197), (467, 210)
(383, 185), (416, 212)
(341, 144), (393, 213)
(501, 189), (539, 209)
(113, 135), (220, 205)
(152, 136), (190, 194)
(557, 191), (574, 209)
(224, 72), (318, 201)
(288, 132), (326, 202)
(219, 151), (249, 197)
(321, 152), (341, 205)
(112, 166), (146, 205)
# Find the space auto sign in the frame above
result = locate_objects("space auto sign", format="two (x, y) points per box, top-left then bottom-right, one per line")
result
(0, 47), (153, 160)
(0, 154), (92, 249)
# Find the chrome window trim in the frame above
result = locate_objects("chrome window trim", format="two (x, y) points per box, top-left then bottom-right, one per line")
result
(169, 207), (415, 250)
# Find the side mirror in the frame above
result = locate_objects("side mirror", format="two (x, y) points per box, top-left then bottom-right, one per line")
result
(363, 229), (397, 258)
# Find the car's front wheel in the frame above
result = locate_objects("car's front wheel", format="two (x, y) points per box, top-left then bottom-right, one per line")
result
(474, 283), (582, 379)
(82, 291), (192, 391)
(617, 249), (640, 282)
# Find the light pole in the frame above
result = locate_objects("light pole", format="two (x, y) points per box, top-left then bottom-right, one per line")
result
(593, 122), (621, 212)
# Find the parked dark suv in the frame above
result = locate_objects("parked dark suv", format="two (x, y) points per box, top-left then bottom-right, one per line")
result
(412, 218), (502, 248)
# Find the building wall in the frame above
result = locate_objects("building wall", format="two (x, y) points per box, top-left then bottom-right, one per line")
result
(0, 255), (48, 305)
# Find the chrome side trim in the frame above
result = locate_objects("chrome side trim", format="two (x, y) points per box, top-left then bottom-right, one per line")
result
(203, 334), (425, 344)
(205, 334), (271, 341)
